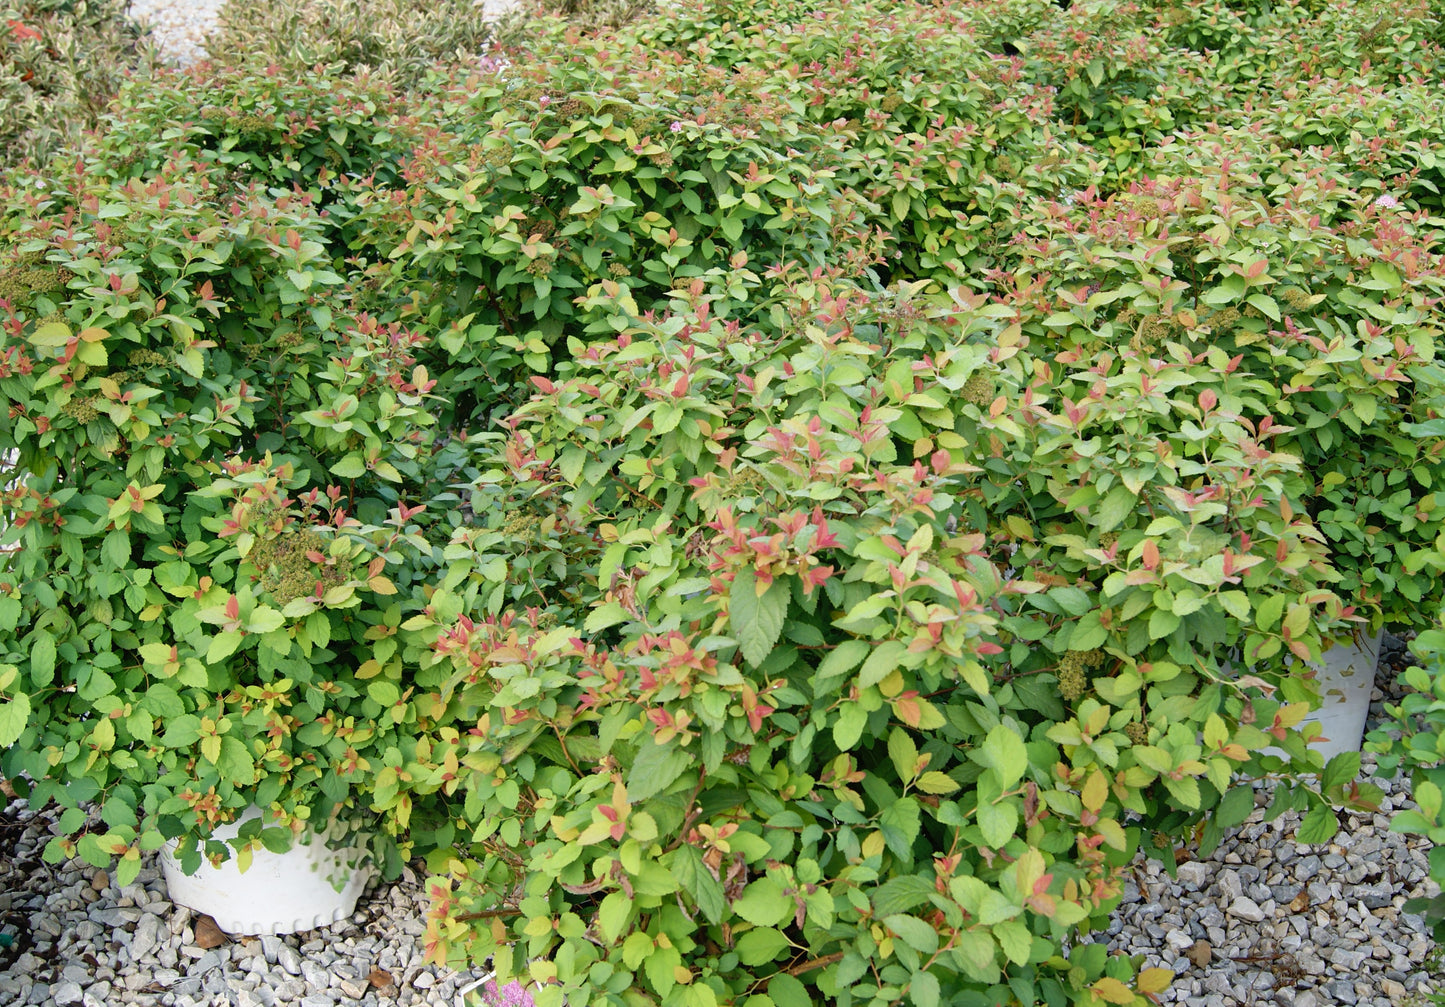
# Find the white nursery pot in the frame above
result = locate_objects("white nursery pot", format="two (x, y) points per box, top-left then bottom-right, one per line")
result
(159, 807), (375, 935)
(1289, 630), (1383, 762)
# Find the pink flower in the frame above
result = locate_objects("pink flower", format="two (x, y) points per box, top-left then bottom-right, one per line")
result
(1374, 194), (1398, 209)
(670, 121), (684, 132)
(538, 95), (550, 106)
(480, 980), (534, 1007)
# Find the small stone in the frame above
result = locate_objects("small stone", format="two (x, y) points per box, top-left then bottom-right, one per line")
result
(1296, 951), (1327, 975)
(1381, 980), (1407, 997)
(1331, 948), (1368, 970)
(1175, 862), (1210, 890)
(261, 935), (283, 964)
(413, 971), (435, 989)
(1291, 891), (1311, 913)
(278, 944), (303, 976)
(1294, 993), (1320, 1007)
(1218, 871), (1243, 901)
(1187, 941), (1212, 968)
(1227, 896), (1267, 922)
(89, 906), (143, 928)
(130, 911), (162, 963)
(53, 981), (84, 1005)
(1328, 979), (1358, 1004)
(301, 960), (330, 992)
(90, 870), (109, 892)
(338, 979), (368, 999)
(1166, 930), (1194, 952)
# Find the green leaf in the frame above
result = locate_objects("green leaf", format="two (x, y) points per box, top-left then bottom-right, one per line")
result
(1256, 594), (1285, 632)
(1070, 612), (1108, 651)
(30, 634), (56, 688)
(731, 568), (788, 668)
(952, 929), (998, 982)
(673, 845), (725, 923)
(871, 875), (939, 917)
(1297, 802), (1339, 845)
(733, 877), (792, 927)
(628, 738), (691, 802)
(978, 725), (1028, 788)
(885, 914), (939, 955)
(735, 927), (791, 965)
(1321, 750), (1361, 792)
(101, 529), (130, 570)
(143, 685), (185, 719)
(888, 728), (919, 784)
(880, 797), (921, 861)
(860, 640), (908, 688)
(329, 453), (367, 479)
(977, 800), (1019, 848)
(598, 890), (632, 942)
(1149, 608), (1180, 640)
(367, 681), (400, 706)
(993, 919), (1032, 965)
(833, 702), (867, 751)
(207, 630), (245, 663)
(1163, 775), (1201, 809)
(0, 693), (31, 747)
(1215, 783), (1254, 830)
(216, 736), (255, 784)
(585, 602), (631, 634)
(816, 640), (868, 681)
(644, 945), (681, 999)
(909, 969), (940, 1007)
(115, 851), (142, 888)
(162, 714), (201, 748)
(1132, 745), (1172, 774)
(768, 975), (810, 1007)
(1246, 293), (1280, 321)
(915, 772), (960, 795)
(1094, 485), (1135, 533)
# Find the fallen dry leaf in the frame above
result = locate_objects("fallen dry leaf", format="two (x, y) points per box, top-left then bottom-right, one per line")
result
(369, 967), (396, 989)
(193, 915), (229, 949)
(1290, 891), (1310, 913)
(1186, 940), (1212, 968)
(90, 870), (109, 892)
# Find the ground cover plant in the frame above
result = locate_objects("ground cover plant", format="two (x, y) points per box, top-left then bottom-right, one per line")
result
(1, 0), (1445, 1004)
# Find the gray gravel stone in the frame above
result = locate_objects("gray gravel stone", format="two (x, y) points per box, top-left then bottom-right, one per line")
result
(277, 943), (303, 976)
(1227, 896), (1267, 922)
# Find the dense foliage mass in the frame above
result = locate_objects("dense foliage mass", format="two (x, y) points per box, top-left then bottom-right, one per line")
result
(0, 0), (157, 172)
(2, 0), (1445, 1004)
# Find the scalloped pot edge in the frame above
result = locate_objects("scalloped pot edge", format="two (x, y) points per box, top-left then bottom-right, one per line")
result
(159, 806), (376, 936)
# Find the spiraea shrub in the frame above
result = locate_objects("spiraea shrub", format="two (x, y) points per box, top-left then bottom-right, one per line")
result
(2, 0), (1444, 1004)
(0, 0), (158, 173)
(203, 0), (502, 89)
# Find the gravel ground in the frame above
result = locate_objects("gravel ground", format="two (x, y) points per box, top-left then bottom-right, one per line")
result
(124, 0), (225, 67)
(0, 818), (493, 1007)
